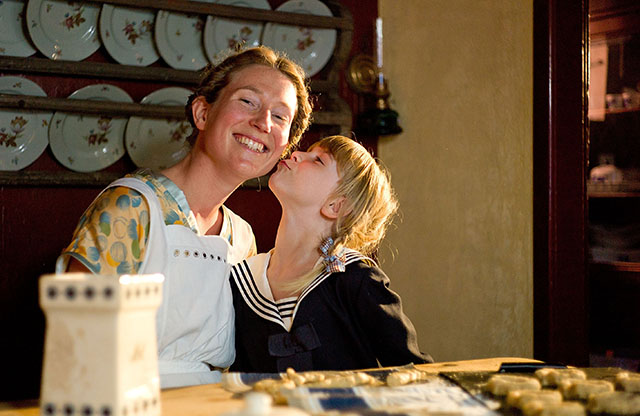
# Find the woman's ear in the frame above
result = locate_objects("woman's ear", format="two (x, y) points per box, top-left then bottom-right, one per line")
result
(321, 196), (347, 219)
(191, 96), (209, 130)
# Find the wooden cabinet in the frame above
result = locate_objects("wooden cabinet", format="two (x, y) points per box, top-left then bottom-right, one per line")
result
(588, 0), (640, 367)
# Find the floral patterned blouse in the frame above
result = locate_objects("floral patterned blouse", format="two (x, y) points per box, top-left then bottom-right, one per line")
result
(57, 169), (256, 274)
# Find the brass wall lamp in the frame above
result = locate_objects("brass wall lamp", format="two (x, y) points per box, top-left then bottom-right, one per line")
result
(346, 18), (402, 136)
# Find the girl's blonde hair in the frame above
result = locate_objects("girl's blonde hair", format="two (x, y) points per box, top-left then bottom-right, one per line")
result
(285, 135), (399, 295)
(185, 46), (312, 156)
(312, 135), (398, 255)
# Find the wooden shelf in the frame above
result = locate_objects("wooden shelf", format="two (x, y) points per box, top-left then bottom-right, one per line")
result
(605, 106), (640, 114)
(590, 260), (640, 272)
(588, 191), (640, 197)
(0, 93), (352, 126)
(91, 0), (353, 29)
(588, 182), (640, 197)
(0, 94), (185, 119)
(0, 170), (264, 188)
(0, 57), (334, 93)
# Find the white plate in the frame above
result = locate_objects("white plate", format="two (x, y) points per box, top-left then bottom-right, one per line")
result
(125, 87), (193, 170)
(0, 76), (51, 171)
(155, 0), (215, 70)
(0, 0), (37, 57)
(26, 0), (100, 61)
(203, 0), (270, 64)
(49, 84), (132, 172)
(261, 0), (336, 78)
(100, 4), (159, 66)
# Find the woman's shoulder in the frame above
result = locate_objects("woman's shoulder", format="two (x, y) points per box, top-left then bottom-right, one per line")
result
(125, 169), (194, 229)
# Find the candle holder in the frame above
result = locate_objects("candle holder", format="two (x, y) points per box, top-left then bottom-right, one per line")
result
(346, 54), (402, 136)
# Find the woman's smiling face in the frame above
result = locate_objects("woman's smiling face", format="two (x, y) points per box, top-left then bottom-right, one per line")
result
(192, 64), (298, 180)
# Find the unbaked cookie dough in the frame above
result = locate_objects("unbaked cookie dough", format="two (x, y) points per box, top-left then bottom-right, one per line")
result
(587, 391), (640, 415)
(522, 401), (586, 416)
(485, 374), (542, 396)
(386, 369), (431, 387)
(616, 371), (640, 393)
(559, 379), (614, 400)
(506, 389), (563, 409)
(534, 368), (587, 387)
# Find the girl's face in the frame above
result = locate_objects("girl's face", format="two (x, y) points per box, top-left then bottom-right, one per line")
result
(269, 146), (341, 211)
(192, 64), (297, 181)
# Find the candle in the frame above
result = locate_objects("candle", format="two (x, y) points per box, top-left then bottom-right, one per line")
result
(375, 17), (383, 69)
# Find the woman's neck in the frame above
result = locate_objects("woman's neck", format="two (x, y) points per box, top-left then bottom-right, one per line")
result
(267, 209), (332, 300)
(162, 151), (240, 235)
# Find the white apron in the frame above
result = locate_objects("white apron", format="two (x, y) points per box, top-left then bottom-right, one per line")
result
(107, 178), (248, 388)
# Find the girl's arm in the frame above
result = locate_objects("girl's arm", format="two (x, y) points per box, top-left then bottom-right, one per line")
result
(353, 264), (434, 366)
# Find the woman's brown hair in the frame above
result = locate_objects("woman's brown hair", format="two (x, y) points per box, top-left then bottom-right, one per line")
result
(185, 46), (312, 155)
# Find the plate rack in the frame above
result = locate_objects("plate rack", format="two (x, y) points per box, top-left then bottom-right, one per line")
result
(0, 0), (353, 187)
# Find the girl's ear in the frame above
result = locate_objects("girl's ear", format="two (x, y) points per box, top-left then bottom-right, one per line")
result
(321, 196), (347, 219)
(191, 96), (209, 130)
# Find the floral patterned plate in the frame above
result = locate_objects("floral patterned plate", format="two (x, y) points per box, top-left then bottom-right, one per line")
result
(203, 0), (270, 64)
(26, 0), (101, 61)
(125, 87), (193, 170)
(100, 4), (159, 66)
(0, 0), (37, 57)
(154, 0), (215, 70)
(0, 76), (51, 171)
(260, 0), (336, 78)
(49, 84), (132, 172)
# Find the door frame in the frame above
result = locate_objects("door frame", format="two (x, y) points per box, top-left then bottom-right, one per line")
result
(533, 0), (590, 366)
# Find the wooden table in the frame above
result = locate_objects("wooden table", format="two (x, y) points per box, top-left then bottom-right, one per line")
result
(0, 357), (539, 416)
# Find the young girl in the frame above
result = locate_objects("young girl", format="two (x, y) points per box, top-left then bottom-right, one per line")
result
(230, 135), (432, 372)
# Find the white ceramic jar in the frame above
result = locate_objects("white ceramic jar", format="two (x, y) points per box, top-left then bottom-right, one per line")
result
(39, 273), (164, 416)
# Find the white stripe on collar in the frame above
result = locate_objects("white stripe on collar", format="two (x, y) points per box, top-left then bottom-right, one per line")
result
(231, 259), (286, 329)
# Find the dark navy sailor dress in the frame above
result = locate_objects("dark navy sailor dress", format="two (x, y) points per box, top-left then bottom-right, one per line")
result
(229, 249), (432, 373)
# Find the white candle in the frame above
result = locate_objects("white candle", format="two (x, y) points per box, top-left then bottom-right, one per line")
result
(376, 17), (383, 69)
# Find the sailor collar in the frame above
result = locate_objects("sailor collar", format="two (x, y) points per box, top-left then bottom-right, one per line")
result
(230, 248), (371, 331)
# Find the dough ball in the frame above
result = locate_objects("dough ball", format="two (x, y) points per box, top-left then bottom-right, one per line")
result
(506, 389), (563, 409)
(616, 372), (640, 393)
(534, 368), (587, 387)
(485, 374), (542, 396)
(587, 391), (640, 415)
(386, 369), (426, 387)
(559, 379), (614, 400)
(522, 401), (586, 416)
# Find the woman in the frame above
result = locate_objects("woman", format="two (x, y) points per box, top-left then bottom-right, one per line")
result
(231, 136), (431, 372)
(56, 46), (312, 387)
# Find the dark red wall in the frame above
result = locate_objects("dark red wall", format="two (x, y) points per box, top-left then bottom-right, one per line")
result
(0, 0), (377, 400)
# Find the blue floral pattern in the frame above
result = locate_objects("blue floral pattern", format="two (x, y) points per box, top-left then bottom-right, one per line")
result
(61, 170), (193, 274)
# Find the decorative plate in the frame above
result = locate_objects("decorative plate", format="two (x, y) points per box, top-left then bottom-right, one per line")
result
(261, 0), (336, 78)
(100, 4), (159, 66)
(154, 0), (215, 70)
(49, 84), (132, 172)
(26, 0), (101, 61)
(0, 0), (37, 57)
(125, 87), (193, 170)
(203, 0), (270, 64)
(0, 76), (51, 171)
